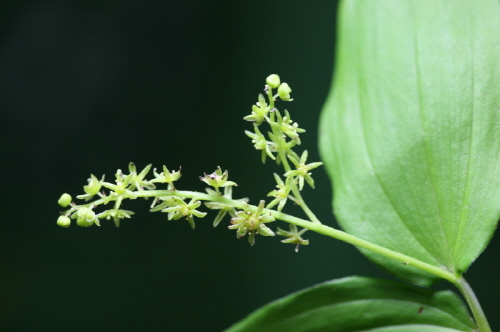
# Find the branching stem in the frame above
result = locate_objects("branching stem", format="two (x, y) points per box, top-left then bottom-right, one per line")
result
(59, 74), (491, 331)
(134, 189), (457, 283)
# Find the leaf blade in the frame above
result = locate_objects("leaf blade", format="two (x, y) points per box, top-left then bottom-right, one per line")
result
(224, 276), (476, 332)
(319, 0), (500, 284)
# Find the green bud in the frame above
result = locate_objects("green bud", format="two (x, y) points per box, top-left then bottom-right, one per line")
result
(76, 217), (94, 227)
(57, 215), (71, 227)
(76, 207), (95, 227)
(58, 193), (72, 207)
(278, 83), (293, 101)
(266, 74), (280, 89)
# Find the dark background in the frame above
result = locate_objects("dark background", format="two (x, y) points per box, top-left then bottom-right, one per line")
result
(1, 1), (499, 331)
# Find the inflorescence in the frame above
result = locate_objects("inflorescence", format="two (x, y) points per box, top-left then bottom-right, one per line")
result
(57, 74), (322, 249)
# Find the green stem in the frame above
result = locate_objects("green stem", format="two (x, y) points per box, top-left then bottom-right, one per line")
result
(266, 86), (275, 110)
(270, 210), (458, 284)
(290, 187), (321, 224)
(456, 278), (491, 332)
(83, 187), (489, 330)
(134, 189), (456, 283)
(263, 85), (320, 225)
(276, 141), (321, 224)
(132, 189), (489, 330)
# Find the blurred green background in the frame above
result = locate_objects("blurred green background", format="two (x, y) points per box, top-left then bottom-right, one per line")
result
(1, 1), (499, 331)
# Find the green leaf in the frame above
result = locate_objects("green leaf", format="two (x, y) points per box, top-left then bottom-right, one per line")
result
(319, 0), (500, 285)
(224, 276), (476, 332)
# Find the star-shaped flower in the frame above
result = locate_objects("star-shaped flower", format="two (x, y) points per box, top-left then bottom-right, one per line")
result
(127, 162), (156, 191)
(244, 93), (271, 125)
(97, 208), (135, 227)
(79, 174), (104, 201)
(245, 125), (277, 163)
(270, 110), (305, 144)
(277, 225), (309, 252)
(267, 173), (292, 212)
(229, 200), (275, 246)
(150, 165), (182, 190)
(200, 166), (237, 195)
(284, 150), (323, 190)
(101, 171), (136, 200)
(161, 197), (207, 229)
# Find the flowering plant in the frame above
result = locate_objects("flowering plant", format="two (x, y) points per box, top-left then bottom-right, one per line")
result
(55, 1), (500, 330)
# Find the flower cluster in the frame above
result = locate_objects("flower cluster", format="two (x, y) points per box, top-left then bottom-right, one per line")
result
(241, 74), (325, 247)
(56, 75), (322, 250)
(56, 162), (245, 230)
(229, 201), (275, 246)
(243, 75), (306, 164)
(57, 163), (178, 227)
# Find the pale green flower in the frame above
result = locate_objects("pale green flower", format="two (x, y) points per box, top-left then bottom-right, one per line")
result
(245, 125), (277, 163)
(270, 110), (305, 144)
(72, 207), (98, 227)
(277, 225), (309, 252)
(79, 174), (104, 201)
(161, 197), (207, 229)
(97, 208), (135, 227)
(57, 215), (71, 227)
(200, 166), (237, 195)
(244, 94), (271, 125)
(127, 163), (156, 191)
(267, 173), (291, 212)
(101, 174), (136, 200)
(284, 150), (323, 190)
(150, 165), (182, 187)
(229, 200), (275, 246)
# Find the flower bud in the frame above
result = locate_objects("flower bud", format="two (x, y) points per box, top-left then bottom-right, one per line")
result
(58, 193), (72, 207)
(278, 83), (293, 101)
(76, 207), (95, 227)
(76, 217), (94, 227)
(57, 215), (71, 227)
(266, 74), (280, 89)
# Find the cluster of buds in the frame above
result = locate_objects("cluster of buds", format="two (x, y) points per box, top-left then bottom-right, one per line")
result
(56, 75), (323, 250)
